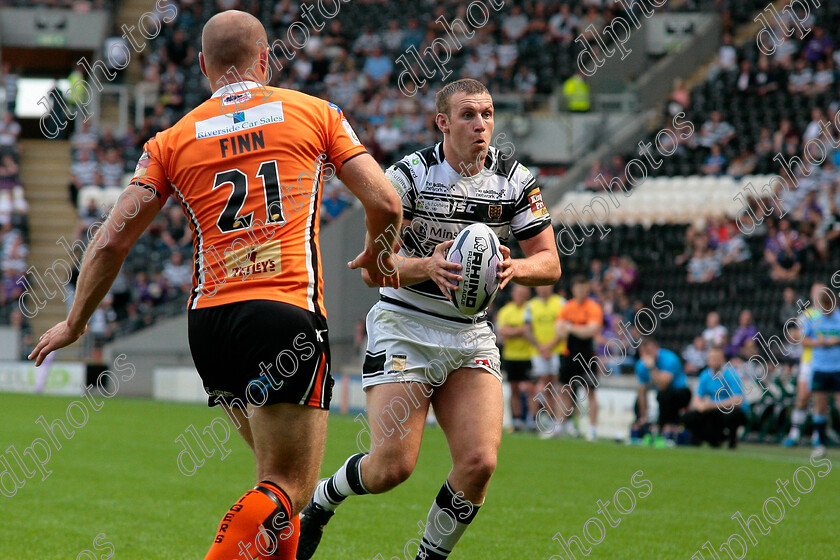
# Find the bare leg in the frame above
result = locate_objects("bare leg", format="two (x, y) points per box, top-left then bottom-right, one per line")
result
(432, 368), (503, 503)
(360, 381), (431, 493)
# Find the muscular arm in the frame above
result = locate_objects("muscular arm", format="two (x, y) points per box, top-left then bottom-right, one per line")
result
(499, 227), (561, 288)
(30, 185), (161, 365)
(339, 154), (402, 286)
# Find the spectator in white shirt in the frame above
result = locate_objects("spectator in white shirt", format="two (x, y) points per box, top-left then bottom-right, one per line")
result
(549, 3), (579, 43)
(682, 336), (708, 376)
(374, 115), (402, 161)
(163, 252), (192, 294)
(702, 311), (729, 347)
(99, 148), (124, 188)
(0, 112), (21, 148)
(71, 120), (99, 154)
(699, 111), (735, 148)
(502, 5), (529, 41)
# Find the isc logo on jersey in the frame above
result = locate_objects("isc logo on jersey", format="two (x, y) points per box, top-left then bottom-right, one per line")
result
(446, 224), (502, 316)
(453, 200), (478, 214)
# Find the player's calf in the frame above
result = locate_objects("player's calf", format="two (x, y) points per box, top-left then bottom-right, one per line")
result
(450, 450), (496, 501)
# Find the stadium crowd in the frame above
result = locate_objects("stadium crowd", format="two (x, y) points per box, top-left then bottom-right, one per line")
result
(4, 0), (836, 445)
(63, 0), (632, 343)
(0, 72), (31, 353)
(37, 0), (779, 345)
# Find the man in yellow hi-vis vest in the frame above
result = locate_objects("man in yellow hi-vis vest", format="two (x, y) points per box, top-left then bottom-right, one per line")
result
(497, 284), (536, 431)
(563, 71), (590, 112)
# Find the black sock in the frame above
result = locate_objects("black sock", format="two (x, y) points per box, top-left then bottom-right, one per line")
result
(415, 481), (481, 560)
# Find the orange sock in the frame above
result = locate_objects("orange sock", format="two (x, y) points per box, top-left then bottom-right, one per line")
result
(204, 481), (299, 560)
(268, 514), (299, 559)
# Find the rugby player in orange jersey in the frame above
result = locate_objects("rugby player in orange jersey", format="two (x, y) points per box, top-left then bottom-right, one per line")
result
(29, 10), (401, 560)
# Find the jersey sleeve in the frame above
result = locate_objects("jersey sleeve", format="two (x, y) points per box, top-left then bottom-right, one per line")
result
(385, 154), (418, 220)
(510, 163), (551, 240)
(130, 134), (172, 206)
(696, 371), (712, 399)
(324, 102), (367, 173)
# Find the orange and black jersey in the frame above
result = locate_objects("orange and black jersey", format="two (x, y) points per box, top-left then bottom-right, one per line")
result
(130, 81), (366, 315)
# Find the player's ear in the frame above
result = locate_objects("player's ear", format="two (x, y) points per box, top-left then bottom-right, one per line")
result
(435, 112), (449, 134)
(199, 52), (208, 78)
(257, 48), (270, 83)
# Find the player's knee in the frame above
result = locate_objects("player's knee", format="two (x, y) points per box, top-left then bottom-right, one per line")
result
(377, 460), (415, 490)
(458, 450), (497, 486)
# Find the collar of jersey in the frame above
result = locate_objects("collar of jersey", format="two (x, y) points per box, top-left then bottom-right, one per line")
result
(440, 143), (498, 179)
(211, 80), (263, 99)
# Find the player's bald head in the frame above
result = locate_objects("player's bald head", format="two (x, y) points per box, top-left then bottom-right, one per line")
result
(201, 10), (267, 76)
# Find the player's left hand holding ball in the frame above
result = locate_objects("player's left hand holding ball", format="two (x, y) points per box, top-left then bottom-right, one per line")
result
(496, 245), (516, 289)
(29, 321), (87, 366)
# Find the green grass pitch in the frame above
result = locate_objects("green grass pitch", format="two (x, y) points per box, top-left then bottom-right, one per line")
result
(0, 393), (836, 559)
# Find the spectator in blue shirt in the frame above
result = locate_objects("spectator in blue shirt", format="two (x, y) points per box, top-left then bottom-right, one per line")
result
(635, 338), (691, 441)
(802, 289), (840, 457)
(362, 47), (394, 82)
(682, 346), (747, 448)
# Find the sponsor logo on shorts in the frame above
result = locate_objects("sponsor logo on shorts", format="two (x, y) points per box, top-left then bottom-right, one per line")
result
(390, 354), (407, 373)
(475, 358), (490, 367)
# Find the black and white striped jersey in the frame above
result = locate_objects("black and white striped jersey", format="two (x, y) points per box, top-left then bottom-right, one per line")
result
(379, 142), (552, 322)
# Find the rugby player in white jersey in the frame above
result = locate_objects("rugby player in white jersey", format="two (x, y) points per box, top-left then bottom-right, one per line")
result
(297, 79), (561, 560)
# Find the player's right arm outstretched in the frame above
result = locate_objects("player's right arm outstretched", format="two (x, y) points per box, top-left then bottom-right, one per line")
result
(338, 153), (402, 288)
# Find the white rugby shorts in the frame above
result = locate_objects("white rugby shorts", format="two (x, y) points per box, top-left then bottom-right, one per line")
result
(531, 354), (560, 378)
(797, 359), (813, 385)
(361, 303), (501, 389)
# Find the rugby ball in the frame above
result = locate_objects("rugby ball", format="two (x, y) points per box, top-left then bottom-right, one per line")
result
(447, 223), (503, 316)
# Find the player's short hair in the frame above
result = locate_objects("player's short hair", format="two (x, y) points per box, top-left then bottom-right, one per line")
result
(435, 79), (490, 116)
(571, 274), (588, 286)
(640, 337), (659, 349)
